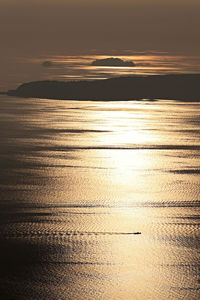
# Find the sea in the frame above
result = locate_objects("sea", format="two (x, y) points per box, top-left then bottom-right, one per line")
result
(0, 54), (199, 299)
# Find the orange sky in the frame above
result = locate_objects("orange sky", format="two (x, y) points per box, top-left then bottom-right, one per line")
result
(1, 0), (200, 56)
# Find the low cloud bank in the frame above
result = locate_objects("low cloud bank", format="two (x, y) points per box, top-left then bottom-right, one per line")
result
(91, 57), (135, 67)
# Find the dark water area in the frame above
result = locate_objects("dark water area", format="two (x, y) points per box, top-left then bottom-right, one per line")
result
(0, 96), (199, 299)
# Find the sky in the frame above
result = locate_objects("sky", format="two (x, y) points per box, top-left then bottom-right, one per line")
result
(1, 0), (200, 57)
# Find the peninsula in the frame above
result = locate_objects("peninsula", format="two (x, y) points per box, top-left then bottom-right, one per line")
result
(7, 74), (200, 101)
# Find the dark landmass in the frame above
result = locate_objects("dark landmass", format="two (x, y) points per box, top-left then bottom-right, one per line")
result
(91, 57), (135, 67)
(7, 74), (200, 101)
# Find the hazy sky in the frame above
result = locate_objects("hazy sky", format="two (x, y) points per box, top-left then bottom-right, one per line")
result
(1, 0), (200, 56)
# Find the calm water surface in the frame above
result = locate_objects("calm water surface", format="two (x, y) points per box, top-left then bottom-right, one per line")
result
(0, 96), (199, 299)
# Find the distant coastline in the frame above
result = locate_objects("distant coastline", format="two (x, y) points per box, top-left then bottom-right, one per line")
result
(7, 74), (200, 101)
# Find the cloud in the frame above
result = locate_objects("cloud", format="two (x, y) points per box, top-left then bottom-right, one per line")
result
(91, 57), (135, 67)
(42, 60), (54, 67)
(41, 60), (65, 68)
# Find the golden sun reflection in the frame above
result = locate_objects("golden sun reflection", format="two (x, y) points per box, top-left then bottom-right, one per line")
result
(94, 107), (159, 146)
(1, 95), (199, 299)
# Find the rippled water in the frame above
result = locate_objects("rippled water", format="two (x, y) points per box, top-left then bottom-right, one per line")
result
(0, 96), (199, 299)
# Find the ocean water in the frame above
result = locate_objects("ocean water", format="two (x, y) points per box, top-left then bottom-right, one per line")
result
(0, 95), (199, 299)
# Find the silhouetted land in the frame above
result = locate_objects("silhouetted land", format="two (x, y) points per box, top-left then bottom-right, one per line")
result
(7, 74), (200, 101)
